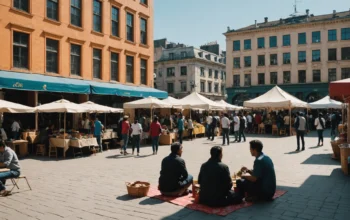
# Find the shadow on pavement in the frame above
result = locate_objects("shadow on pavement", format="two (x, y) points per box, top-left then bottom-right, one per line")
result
(301, 153), (339, 165)
(116, 194), (139, 201)
(309, 145), (323, 149)
(284, 151), (302, 154)
(139, 197), (165, 205)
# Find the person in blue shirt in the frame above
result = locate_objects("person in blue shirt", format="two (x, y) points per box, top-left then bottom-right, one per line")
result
(236, 140), (276, 202)
(93, 116), (104, 153)
(177, 114), (184, 144)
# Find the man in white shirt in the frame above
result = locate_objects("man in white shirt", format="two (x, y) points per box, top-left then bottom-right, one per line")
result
(246, 113), (253, 133)
(233, 113), (240, 142)
(221, 114), (230, 145)
(83, 117), (91, 133)
(131, 119), (143, 156)
(11, 120), (20, 140)
(206, 115), (213, 140)
(284, 113), (290, 135)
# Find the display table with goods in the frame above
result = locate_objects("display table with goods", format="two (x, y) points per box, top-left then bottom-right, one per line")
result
(102, 129), (118, 140)
(330, 126), (347, 160)
(5, 140), (28, 157)
(159, 125), (177, 145)
(339, 143), (350, 175)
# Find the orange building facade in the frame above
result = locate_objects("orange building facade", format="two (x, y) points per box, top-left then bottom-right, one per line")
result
(0, 0), (154, 86)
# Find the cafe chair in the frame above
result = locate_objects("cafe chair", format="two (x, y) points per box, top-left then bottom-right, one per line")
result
(49, 145), (58, 159)
(10, 176), (32, 193)
(258, 123), (265, 134)
(272, 125), (278, 135)
(104, 142), (110, 151)
(36, 144), (45, 156)
(280, 128), (287, 136)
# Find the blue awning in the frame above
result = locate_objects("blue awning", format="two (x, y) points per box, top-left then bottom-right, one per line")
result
(0, 71), (91, 94)
(89, 81), (168, 99)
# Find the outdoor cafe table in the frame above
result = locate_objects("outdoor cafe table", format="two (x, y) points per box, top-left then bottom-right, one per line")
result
(6, 140), (28, 157)
(49, 138), (98, 158)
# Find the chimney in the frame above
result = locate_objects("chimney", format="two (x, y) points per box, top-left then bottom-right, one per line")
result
(264, 17), (268, 23)
(333, 10), (336, 18)
(255, 20), (258, 28)
(280, 18), (283, 24)
(306, 9), (310, 16)
(227, 26), (230, 32)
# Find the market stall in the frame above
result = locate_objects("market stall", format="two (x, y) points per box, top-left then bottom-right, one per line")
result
(215, 100), (243, 111)
(308, 96), (343, 109)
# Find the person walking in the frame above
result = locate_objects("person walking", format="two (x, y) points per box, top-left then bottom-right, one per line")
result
(210, 114), (218, 141)
(221, 114), (230, 145)
(93, 116), (104, 153)
(177, 114), (184, 144)
(294, 112), (307, 151)
(246, 113), (253, 133)
(187, 117), (194, 141)
(150, 117), (162, 155)
(238, 114), (246, 142)
(11, 119), (20, 140)
(206, 114), (213, 140)
(233, 113), (240, 142)
(314, 113), (325, 146)
(121, 116), (130, 155)
(131, 119), (142, 156)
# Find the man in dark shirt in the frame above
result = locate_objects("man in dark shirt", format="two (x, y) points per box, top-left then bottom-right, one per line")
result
(159, 142), (193, 196)
(238, 114), (246, 142)
(198, 146), (242, 207)
(210, 114), (217, 141)
(237, 140), (276, 201)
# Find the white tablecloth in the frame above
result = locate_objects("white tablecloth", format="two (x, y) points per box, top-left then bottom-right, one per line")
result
(50, 138), (98, 158)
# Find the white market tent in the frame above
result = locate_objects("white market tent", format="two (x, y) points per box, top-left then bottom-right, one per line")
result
(243, 86), (308, 109)
(216, 100), (243, 111)
(0, 99), (35, 113)
(162, 96), (185, 109)
(179, 92), (225, 110)
(308, 96), (343, 109)
(80, 101), (123, 113)
(123, 97), (172, 109)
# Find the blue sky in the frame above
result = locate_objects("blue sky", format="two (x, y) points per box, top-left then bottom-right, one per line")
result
(154, 0), (349, 50)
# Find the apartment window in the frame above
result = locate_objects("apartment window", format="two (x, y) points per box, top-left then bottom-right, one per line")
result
(93, 0), (102, 32)
(283, 53), (291, 64)
(169, 53), (174, 60)
(180, 82), (187, 92)
(283, 35), (290, 46)
(233, 57), (240, 68)
(140, 59), (147, 85)
(208, 69), (212, 77)
(269, 36), (277, 48)
(205, 54), (211, 60)
(244, 56), (251, 67)
(233, 40), (240, 51)
(233, 75), (240, 87)
(208, 82), (212, 93)
(14, 0), (29, 12)
(270, 72), (277, 84)
(298, 33), (306, 45)
(198, 52), (203, 58)
(341, 47), (350, 60)
(70, 44), (81, 76)
(166, 68), (175, 77)
(126, 56), (134, 83)
(140, 0), (148, 5)
(298, 51), (306, 63)
(200, 67), (205, 77)
(221, 85), (225, 95)
(200, 81), (205, 92)
(111, 7), (119, 37)
(180, 66), (187, 75)
(328, 48), (337, 61)
(93, 49), (102, 79)
(167, 83), (174, 93)
(70, 0), (82, 27)
(258, 73), (265, 85)
(47, 0), (59, 21)
(140, 18), (147, 45)
(312, 50), (321, 62)
(126, 13), (134, 42)
(328, 29), (337, 41)
(181, 52), (187, 58)
(244, 39), (251, 50)
(328, 68), (336, 82)
(258, 55), (265, 66)
(283, 71), (290, 84)
(214, 70), (219, 79)
(214, 84), (219, 93)
(270, 54), (277, 65)
(341, 28), (350, 40)
(244, 74), (251, 86)
(46, 39), (58, 73)
(313, 70), (321, 82)
(13, 32), (29, 69)
(312, 31), (321, 43)
(257, 37), (265, 49)
(221, 71), (225, 80)
(341, 68), (350, 79)
(110, 52), (119, 81)
(298, 70), (306, 83)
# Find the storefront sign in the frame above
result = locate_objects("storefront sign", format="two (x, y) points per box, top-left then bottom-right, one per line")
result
(13, 82), (23, 88)
(234, 90), (247, 93)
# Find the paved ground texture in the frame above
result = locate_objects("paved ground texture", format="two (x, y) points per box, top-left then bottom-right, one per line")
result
(1, 130), (349, 220)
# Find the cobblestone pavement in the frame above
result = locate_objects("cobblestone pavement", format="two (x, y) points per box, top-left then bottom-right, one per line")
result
(1, 130), (349, 220)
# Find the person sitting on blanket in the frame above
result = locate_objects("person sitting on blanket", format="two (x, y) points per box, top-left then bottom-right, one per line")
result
(236, 140), (276, 202)
(158, 142), (193, 196)
(0, 140), (21, 197)
(198, 146), (242, 207)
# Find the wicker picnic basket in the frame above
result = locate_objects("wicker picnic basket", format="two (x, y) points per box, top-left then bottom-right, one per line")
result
(126, 181), (150, 197)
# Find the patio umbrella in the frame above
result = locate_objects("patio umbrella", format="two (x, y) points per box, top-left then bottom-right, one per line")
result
(80, 101), (123, 113)
(123, 97), (172, 120)
(0, 99), (35, 113)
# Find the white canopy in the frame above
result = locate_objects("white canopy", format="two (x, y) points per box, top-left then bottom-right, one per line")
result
(244, 86), (308, 109)
(179, 92), (225, 110)
(308, 96), (343, 109)
(216, 100), (243, 111)
(35, 99), (89, 113)
(0, 99), (35, 113)
(123, 97), (172, 109)
(162, 96), (185, 109)
(80, 101), (124, 113)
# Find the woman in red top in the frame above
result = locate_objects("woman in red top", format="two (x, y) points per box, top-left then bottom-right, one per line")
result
(121, 116), (130, 155)
(149, 117), (162, 155)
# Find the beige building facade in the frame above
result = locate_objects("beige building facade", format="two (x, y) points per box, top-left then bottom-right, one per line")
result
(224, 9), (350, 105)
